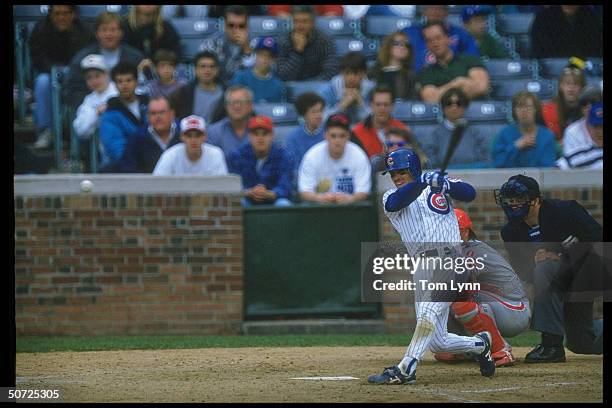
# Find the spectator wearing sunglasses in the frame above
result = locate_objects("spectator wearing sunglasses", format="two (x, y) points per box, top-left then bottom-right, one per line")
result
(352, 85), (411, 158)
(203, 5), (256, 82)
(368, 31), (418, 100)
(370, 127), (428, 173)
(420, 87), (490, 169)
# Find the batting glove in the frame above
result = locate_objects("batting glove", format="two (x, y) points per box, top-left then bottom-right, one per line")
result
(430, 172), (451, 194)
(419, 171), (434, 185)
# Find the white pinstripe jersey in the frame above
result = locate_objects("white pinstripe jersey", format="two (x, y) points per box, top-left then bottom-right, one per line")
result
(383, 185), (462, 256)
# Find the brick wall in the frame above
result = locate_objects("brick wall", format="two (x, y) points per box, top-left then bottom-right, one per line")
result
(380, 186), (604, 333)
(13, 172), (603, 336)
(14, 193), (243, 336)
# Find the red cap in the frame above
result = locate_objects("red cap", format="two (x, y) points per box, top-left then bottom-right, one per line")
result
(454, 208), (473, 230)
(248, 115), (273, 132)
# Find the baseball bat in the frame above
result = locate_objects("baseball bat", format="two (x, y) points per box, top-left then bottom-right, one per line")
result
(439, 118), (468, 175)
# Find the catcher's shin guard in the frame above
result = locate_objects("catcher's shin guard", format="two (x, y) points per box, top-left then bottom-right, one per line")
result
(451, 301), (505, 354)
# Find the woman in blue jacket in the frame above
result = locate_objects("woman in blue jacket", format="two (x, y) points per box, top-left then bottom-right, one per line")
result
(492, 91), (558, 168)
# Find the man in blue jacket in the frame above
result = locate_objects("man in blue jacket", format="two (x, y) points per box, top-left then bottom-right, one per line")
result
(227, 115), (294, 206)
(121, 96), (181, 173)
(99, 62), (148, 173)
(404, 5), (479, 72)
(496, 175), (605, 363)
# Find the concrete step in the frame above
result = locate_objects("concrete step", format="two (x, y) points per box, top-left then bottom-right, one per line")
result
(241, 319), (386, 335)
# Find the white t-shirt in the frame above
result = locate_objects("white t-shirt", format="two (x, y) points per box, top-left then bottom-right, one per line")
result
(558, 119), (603, 169)
(153, 143), (228, 176)
(126, 100), (141, 120)
(298, 141), (371, 194)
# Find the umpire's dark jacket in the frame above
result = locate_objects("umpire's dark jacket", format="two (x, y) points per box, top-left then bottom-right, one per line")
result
(500, 199), (603, 283)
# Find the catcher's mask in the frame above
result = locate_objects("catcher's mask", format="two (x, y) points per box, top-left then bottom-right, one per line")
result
(494, 175), (540, 220)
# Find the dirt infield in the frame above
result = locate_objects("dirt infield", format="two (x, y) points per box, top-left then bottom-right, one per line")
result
(16, 346), (602, 403)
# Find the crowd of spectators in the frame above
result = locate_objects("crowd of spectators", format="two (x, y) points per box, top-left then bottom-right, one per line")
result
(16, 4), (604, 205)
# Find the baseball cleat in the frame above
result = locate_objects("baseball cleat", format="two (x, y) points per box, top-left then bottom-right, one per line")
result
(475, 332), (496, 378)
(493, 349), (516, 367)
(367, 366), (416, 385)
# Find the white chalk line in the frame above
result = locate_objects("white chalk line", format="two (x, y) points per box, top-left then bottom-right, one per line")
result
(459, 381), (581, 394)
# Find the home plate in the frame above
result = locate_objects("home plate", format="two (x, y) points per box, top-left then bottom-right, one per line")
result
(291, 376), (359, 381)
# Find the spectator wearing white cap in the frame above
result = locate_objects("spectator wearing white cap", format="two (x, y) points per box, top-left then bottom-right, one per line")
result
(230, 36), (287, 103)
(153, 115), (228, 175)
(73, 54), (119, 140)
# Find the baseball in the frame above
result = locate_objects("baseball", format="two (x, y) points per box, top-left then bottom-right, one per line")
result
(80, 179), (93, 193)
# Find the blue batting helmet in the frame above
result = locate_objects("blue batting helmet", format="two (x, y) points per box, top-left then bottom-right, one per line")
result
(382, 148), (422, 178)
(494, 175), (540, 220)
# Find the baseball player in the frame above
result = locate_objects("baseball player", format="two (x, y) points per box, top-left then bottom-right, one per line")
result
(368, 148), (495, 385)
(434, 208), (531, 367)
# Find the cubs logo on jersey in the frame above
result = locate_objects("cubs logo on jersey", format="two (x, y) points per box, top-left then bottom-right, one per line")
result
(427, 191), (451, 214)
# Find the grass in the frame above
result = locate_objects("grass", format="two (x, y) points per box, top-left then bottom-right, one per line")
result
(16, 331), (542, 353)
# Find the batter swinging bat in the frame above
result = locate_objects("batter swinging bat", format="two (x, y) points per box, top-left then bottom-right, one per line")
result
(439, 118), (468, 175)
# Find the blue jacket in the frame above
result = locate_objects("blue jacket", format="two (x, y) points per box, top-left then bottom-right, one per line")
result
(227, 142), (295, 201)
(99, 95), (149, 172)
(120, 121), (182, 173)
(491, 124), (557, 168)
(404, 23), (480, 72)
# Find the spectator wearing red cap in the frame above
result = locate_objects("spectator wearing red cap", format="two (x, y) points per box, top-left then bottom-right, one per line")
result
(153, 114), (228, 175)
(230, 37), (287, 103)
(227, 115), (294, 206)
(298, 113), (371, 204)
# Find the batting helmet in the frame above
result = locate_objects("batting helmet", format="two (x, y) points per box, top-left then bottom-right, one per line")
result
(382, 148), (422, 178)
(454, 208), (473, 230)
(494, 175), (540, 220)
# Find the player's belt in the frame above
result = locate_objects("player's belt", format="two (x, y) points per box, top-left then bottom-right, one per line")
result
(419, 247), (452, 258)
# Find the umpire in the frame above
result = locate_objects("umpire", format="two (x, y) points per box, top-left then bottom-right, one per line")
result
(495, 174), (604, 363)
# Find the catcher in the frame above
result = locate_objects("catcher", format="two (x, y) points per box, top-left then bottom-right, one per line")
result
(434, 208), (531, 367)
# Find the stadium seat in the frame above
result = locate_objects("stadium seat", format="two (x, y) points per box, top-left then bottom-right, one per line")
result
(315, 17), (359, 37)
(513, 35), (532, 59)
(272, 125), (298, 147)
(286, 81), (328, 102)
(489, 79), (556, 101)
(79, 5), (129, 20)
(180, 38), (216, 62)
(363, 16), (417, 37)
(495, 13), (535, 36)
(247, 16), (291, 39)
(393, 101), (440, 124)
(170, 18), (221, 38)
(496, 35), (517, 59)
(334, 38), (378, 59)
(254, 103), (298, 125)
(537, 58), (572, 79)
(447, 5), (464, 15)
(588, 58), (603, 76)
(587, 77), (603, 91)
(13, 5), (49, 22)
(484, 59), (535, 80)
(464, 101), (510, 123)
